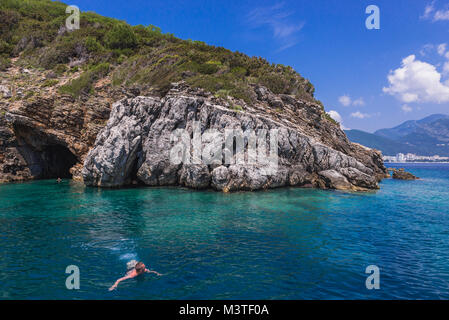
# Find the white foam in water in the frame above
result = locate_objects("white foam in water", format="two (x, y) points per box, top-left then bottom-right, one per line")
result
(120, 253), (137, 261)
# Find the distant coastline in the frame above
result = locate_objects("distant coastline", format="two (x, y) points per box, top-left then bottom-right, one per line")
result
(345, 114), (449, 159)
(384, 161), (449, 164)
(383, 152), (449, 163)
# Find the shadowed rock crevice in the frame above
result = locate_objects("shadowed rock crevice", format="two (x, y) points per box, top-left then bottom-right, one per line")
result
(13, 125), (78, 179)
(128, 150), (146, 186)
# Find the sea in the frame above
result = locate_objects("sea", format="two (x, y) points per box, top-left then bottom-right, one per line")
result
(0, 163), (448, 299)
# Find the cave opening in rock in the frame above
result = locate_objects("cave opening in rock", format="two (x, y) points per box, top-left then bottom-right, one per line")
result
(40, 145), (78, 179)
(13, 124), (79, 180)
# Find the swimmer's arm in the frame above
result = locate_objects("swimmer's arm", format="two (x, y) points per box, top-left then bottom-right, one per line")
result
(145, 268), (162, 276)
(109, 274), (133, 291)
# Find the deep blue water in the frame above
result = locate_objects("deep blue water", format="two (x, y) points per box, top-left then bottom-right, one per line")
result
(1, 163), (449, 299)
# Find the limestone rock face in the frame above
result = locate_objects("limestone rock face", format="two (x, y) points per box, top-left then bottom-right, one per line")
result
(0, 85), (11, 99)
(2, 95), (111, 182)
(1, 61), (388, 191)
(0, 113), (32, 183)
(82, 84), (388, 191)
(318, 170), (352, 190)
(179, 165), (211, 189)
(0, 63), (130, 183)
(81, 97), (159, 187)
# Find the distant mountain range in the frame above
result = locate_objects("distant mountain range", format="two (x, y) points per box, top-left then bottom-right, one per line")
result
(345, 114), (449, 156)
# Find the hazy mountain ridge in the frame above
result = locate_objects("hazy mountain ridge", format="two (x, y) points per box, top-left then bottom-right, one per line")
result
(346, 114), (449, 156)
(345, 130), (415, 156)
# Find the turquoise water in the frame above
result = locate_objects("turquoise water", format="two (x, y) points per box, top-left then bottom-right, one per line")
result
(1, 163), (449, 299)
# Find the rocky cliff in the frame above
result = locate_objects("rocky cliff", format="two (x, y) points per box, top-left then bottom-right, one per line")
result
(0, 61), (125, 183)
(1, 73), (388, 191)
(0, 1), (388, 191)
(81, 83), (387, 191)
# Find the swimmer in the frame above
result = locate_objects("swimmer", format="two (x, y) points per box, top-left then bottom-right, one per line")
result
(57, 178), (62, 183)
(109, 261), (162, 291)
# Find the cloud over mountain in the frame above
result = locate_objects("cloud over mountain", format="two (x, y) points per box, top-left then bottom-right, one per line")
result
(383, 55), (449, 103)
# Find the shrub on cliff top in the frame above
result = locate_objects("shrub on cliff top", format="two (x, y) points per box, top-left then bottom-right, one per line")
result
(105, 24), (137, 50)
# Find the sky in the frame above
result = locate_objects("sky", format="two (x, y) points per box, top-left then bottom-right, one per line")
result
(65, 0), (449, 132)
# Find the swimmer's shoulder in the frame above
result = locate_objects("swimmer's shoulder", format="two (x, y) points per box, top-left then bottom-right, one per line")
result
(126, 269), (137, 277)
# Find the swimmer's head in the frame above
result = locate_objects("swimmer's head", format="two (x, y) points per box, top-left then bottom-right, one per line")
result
(135, 262), (146, 274)
(126, 259), (138, 270)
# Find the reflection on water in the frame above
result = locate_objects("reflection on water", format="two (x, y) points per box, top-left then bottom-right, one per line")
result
(1, 163), (449, 299)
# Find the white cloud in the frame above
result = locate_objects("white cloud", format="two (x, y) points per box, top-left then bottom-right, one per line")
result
(327, 110), (349, 130)
(338, 95), (352, 106)
(422, 2), (449, 21)
(352, 98), (365, 106)
(420, 44), (434, 56)
(402, 104), (413, 113)
(422, 2), (435, 20)
(338, 95), (365, 107)
(350, 111), (371, 119)
(434, 9), (449, 21)
(418, 43), (449, 76)
(383, 55), (449, 103)
(443, 61), (449, 75)
(247, 2), (304, 51)
(438, 43), (447, 56)
(421, 43), (449, 57)
(327, 110), (342, 123)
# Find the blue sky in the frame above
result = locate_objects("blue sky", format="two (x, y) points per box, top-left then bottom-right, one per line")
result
(66, 0), (449, 132)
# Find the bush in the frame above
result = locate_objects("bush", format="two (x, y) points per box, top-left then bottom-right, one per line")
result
(0, 56), (11, 71)
(117, 54), (127, 64)
(258, 72), (291, 95)
(53, 64), (67, 75)
(84, 37), (103, 53)
(324, 112), (338, 125)
(59, 63), (110, 98)
(197, 62), (219, 74)
(104, 24), (137, 50)
(229, 86), (255, 104)
(0, 39), (13, 55)
(39, 40), (78, 69)
(230, 66), (247, 78)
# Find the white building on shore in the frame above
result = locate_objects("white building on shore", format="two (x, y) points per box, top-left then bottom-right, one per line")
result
(383, 153), (449, 163)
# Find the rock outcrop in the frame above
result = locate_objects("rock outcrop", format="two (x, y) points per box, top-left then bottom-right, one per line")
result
(0, 63), (125, 183)
(82, 83), (388, 191)
(390, 168), (419, 180)
(1, 65), (387, 191)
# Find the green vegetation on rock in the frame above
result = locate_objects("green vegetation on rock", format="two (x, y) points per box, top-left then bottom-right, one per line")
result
(0, 0), (316, 104)
(323, 112), (338, 125)
(59, 62), (109, 98)
(41, 79), (59, 87)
